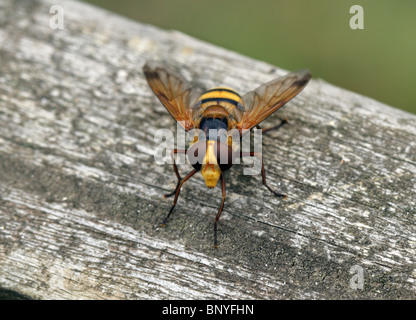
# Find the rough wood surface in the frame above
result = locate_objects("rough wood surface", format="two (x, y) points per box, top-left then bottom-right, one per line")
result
(0, 0), (415, 299)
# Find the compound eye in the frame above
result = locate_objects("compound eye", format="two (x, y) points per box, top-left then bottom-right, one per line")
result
(215, 142), (235, 172)
(187, 141), (206, 171)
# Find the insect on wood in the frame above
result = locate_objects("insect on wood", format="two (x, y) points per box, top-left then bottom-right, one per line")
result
(143, 62), (311, 247)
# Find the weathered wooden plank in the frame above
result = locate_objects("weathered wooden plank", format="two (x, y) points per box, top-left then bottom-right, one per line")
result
(0, 0), (415, 299)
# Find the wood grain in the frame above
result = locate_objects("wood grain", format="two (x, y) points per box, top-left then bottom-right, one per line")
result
(0, 0), (415, 299)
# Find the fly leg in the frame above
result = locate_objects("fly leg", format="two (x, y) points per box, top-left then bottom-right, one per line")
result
(240, 151), (287, 199)
(213, 173), (226, 248)
(256, 118), (288, 134)
(161, 169), (198, 227)
(164, 149), (187, 198)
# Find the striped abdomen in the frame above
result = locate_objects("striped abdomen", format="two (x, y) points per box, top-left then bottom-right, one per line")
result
(193, 87), (244, 129)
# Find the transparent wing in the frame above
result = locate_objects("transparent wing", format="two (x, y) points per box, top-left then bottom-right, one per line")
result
(143, 61), (203, 131)
(237, 69), (311, 130)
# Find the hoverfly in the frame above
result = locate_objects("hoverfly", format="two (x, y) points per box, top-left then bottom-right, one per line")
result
(143, 61), (311, 247)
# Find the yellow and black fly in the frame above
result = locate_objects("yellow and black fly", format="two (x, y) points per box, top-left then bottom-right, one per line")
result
(143, 61), (311, 247)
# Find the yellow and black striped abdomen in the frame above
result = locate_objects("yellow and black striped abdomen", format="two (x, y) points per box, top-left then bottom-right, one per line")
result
(193, 87), (244, 129)
(198, 87), (242, 109)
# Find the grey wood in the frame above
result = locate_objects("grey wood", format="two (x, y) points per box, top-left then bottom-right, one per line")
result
(0, 0), (415, 299)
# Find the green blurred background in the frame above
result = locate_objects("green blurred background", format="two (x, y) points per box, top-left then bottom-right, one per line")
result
(83, 0), (416, 114)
